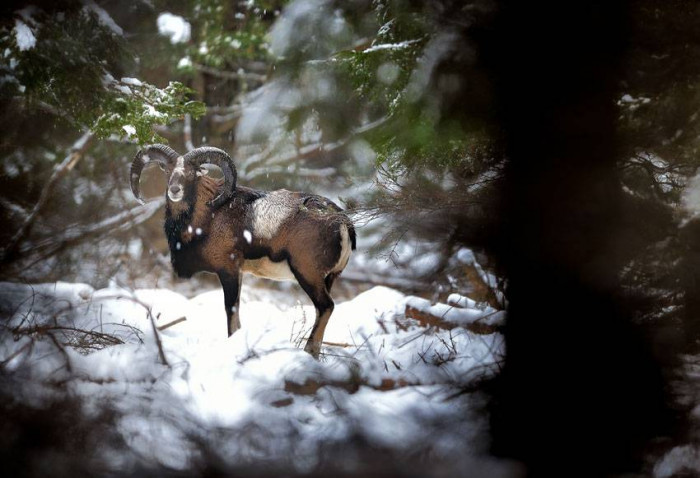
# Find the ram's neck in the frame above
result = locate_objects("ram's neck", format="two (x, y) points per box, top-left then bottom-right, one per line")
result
(198, 175), (223, 202)
(164, 200), (193, 249)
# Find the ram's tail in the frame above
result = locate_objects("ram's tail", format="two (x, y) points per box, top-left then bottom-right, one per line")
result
(348, 223), (357, 251)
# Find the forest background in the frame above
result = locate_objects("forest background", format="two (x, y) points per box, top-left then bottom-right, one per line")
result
(2, 0), (700, 476)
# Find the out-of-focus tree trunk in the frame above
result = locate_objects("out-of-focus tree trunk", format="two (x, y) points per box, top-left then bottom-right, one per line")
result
(485, 1), (674, 474)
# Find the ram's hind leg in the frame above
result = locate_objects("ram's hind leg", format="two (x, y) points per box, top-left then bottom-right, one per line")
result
(306, 292), (334, 358)
(304, 290), (334, 358)
(291, 266), (334, 358)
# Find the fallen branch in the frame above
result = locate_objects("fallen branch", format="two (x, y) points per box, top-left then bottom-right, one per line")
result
(284, 376), (416, 396)
(2, 131), (94, 263)
(5, 198), (165, 276)
(462, 262), (503, 309)
(404, 304), (500, 335)
(340, 269), (432, 292)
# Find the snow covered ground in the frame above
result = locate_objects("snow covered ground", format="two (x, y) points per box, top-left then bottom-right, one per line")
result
(0, 279), (505, 473)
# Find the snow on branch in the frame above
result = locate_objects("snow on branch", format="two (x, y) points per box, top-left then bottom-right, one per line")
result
(360, 39), (422, 54)
(404, 296), (504, 335)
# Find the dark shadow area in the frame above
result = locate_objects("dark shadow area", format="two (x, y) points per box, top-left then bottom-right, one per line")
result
(484, 1), (680, 475)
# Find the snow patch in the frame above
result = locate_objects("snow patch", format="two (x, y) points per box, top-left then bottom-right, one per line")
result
(157, 13), (191, 44)
(363, 39), (421, 54)
(144, 104), (164, 118)
(82, 1), (124, 36)
(121, 77), (142, 87)
(654, 445), (700, 478)
(13, 20), (36, 51)
(682, 169), (700, 224)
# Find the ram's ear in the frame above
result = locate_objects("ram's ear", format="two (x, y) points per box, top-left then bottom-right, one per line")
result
(196, 164), (216, 177)
(183, 146), (236, 208)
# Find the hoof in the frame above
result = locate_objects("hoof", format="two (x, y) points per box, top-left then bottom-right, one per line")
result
(304, 340), (321, 358)
(228, 315), (241, 336)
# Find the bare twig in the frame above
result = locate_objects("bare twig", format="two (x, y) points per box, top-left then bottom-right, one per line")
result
(46, 331), (73, 373)
(10, 324), (128, 354)
(147, 307), (169, 367)
(157, 316), (187, 331)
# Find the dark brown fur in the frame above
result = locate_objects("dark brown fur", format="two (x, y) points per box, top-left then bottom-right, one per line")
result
(164, 175), (355, 357)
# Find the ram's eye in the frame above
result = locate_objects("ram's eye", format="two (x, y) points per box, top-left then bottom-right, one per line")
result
(196, 167), (208, 177)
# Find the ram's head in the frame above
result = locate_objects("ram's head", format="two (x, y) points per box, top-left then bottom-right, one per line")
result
(130, 144), (237, 208)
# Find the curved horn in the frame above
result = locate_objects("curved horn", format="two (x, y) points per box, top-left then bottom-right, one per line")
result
(130, 144), (180, 204)
(184, 146), (237, 208)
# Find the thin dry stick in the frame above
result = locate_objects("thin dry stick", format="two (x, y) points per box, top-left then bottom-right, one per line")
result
(321, 340), (354, 348)
(46, 331), (73, 373)
(145, 307), (169, 367)
(157, 316), (187, 331)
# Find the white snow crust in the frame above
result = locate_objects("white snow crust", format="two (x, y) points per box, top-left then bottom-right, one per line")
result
(13, 19), (36, 51)
(0, 280), (504, 470)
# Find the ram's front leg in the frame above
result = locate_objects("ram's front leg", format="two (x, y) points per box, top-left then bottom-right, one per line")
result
(218, 270), (243, 336)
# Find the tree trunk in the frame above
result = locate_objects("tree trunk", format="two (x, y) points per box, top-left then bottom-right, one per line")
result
(485, 1), (674, 475)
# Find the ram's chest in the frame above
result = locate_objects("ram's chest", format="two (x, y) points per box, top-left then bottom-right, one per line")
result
(165, 215), (208, 277)
(167, 242), (204, 278)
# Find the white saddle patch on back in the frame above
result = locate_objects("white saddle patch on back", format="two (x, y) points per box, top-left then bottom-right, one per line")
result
(251, 190), (296, 239)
